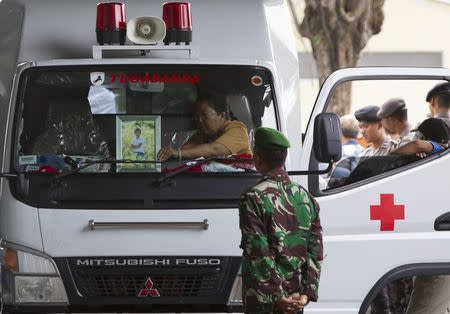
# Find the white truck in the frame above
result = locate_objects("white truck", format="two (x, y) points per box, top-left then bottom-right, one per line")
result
(1, 0), (450, 313)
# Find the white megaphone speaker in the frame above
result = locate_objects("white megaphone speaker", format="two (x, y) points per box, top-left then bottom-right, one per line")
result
(127, 16), (166, 45)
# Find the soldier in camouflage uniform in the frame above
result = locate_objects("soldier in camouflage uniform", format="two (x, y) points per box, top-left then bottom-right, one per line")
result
(239, 127), (323, 314)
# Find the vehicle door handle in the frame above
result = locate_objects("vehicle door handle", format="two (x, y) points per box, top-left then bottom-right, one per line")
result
(434, 212), (450, 231)
(88, 219), (209, 231)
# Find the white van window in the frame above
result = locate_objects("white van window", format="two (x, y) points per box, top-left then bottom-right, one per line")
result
(317, 79), (450, 191)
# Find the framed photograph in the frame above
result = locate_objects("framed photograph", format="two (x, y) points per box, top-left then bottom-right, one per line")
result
(116, 115), (161, 172)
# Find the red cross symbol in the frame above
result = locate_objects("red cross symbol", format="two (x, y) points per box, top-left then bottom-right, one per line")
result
(137, 278), (160, 298)
(370, 194), (405, 231)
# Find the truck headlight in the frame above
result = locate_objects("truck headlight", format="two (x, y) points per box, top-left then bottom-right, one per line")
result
(15, 276), (67, 303)
(1, 241), (68, 304)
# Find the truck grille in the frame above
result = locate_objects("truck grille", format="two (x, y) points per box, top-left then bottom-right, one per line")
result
(57, 256), (241, 306)
(73, 271), (220, 297)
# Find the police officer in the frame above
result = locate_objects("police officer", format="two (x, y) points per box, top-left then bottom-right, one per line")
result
(376, 98), (436, 157)
(354, 105), (393, 157)
(426, 82), (450, 128)
(239, 127), (323, 314)
(377, 98), (415, 151)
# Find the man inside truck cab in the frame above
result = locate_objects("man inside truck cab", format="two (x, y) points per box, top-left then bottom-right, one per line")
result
(354, 105), (393, 157)
(157, 95), (251, 161)
(376, 98), (436, 156)
(377, 98), (415, 150)
(426, 82), (450, 128)
(377, 94), (450, 158)
(329, 99), (448, 189)
(390, 83), (450, 158)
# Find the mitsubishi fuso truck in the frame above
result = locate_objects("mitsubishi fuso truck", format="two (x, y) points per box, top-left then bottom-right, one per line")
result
(1, 0), (450, 313)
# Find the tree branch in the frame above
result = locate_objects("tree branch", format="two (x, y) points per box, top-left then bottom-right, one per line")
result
(337, 0), (369, 24)
(294, 0), (385, 114)
(371, 0), (385, 34)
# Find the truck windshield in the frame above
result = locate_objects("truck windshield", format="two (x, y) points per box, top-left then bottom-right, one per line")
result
(14, 65), (277, 175)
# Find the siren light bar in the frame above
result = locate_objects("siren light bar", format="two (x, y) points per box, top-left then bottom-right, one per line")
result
(96, 2), (126, 45)
(162, 2), (192, 45)
(94, 2), (193, 46)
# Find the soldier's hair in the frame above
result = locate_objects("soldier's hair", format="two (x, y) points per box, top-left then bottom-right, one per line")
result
(436, 93), (450, 109)
(254, 146), (287, 169)
(391, 108), (408, 122)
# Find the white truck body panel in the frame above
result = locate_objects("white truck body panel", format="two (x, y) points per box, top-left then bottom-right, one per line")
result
(39, 208), (241, 257)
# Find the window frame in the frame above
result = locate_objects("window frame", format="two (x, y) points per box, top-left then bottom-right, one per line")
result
(11, 63), (281, 175)
(301, 68), (450, 197)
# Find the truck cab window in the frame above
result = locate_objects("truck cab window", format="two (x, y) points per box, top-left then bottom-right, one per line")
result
(14, 65), (277, 175)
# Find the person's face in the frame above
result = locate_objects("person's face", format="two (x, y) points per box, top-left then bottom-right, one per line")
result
(358, 121), (383, 144)
(381, 117), (395, 135)
(135, 130), (141, 138)
(196, 101), (225, 137)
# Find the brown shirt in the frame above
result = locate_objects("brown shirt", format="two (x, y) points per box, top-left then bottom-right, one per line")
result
(182, 120), (252, 155)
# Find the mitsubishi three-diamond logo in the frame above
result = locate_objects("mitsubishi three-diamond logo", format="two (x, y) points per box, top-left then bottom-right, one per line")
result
(138, 277), (160, 297)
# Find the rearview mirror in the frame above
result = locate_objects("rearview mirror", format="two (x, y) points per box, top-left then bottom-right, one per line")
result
(313, 112), (342, 163)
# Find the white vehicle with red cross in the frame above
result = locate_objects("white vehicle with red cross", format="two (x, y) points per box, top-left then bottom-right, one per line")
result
(300, 67), (450, 313)
(0, 0), (449, 313)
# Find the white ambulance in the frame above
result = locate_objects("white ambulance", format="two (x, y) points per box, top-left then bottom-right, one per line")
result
(0, 0), (449, 313)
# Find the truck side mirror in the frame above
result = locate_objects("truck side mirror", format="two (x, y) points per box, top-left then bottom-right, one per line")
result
(288, 112), (342, 176)
(313, 112), (342, 163)
(14, 173), (30, 198)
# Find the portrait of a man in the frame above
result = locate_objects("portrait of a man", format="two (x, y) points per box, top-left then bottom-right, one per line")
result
(116, 115), (161, 172)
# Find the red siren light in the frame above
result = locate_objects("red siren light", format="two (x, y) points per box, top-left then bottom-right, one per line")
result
(162, 2), (192, 45)
(96, 2), (126, 45)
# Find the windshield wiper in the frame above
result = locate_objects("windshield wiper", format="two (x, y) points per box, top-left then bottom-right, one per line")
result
(0, 173), (18, 179)
(154, 156), (254, 185)
(53, 158), (162, 182)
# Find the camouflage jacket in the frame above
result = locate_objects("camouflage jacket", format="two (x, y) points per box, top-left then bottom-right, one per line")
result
(239, 168), (323, 313)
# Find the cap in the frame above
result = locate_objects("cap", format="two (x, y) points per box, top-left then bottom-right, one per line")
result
(254, 127), (290, 150)
(354, 105), (381, 122)
(418, 118), (450, 144)
(377, 98), (406, 119)
(426, 82), (450, 102)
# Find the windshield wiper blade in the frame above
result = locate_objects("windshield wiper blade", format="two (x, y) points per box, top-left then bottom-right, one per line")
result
(0, 173), (18, 179)
(54, 159), (162, 182)
(154, 156), (254, 185)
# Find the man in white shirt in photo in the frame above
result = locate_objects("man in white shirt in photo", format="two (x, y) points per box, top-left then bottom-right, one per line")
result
(131, 127), (145, 159)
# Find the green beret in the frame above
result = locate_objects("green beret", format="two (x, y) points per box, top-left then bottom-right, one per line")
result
(254, 127), (290, 150)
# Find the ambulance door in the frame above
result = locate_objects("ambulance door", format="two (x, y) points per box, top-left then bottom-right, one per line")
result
(297, 67), (450, 314)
